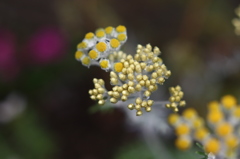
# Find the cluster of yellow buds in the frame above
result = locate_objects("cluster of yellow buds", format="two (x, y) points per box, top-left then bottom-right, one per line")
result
(76, 25), (185, 116)
(168, 95), (240, 159)
(232, 5), (240, 35)
(166, 86), (186, 112)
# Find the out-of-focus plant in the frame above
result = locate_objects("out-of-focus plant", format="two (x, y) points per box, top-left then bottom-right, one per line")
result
(26, 27), (67, 65)
(0, 29), (19, 80)
(232, 5), (240, 35)
(169, 95), (240, 159)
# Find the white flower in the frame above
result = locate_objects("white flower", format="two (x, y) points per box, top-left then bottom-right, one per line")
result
(207, 152), (215, 159)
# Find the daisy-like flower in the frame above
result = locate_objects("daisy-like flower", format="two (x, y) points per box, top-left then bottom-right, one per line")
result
(232, 5), (240, 35)
(169, 95), (240, 159)
(76, 25), (186, 116)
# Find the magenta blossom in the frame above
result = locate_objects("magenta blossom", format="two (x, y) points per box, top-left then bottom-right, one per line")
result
(27, 27), (67, 64)
(0, 29), (19, 80)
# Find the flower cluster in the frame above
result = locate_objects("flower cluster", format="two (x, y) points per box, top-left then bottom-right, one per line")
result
(232, 5), (240, 35)
(168, 95), (240, 159)
(75, 25), (127, 69)
(76, 25), (185, 116)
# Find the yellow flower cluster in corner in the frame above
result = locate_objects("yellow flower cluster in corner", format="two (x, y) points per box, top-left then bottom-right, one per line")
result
(232, 5), (240, 35)
(168, 95), (240, 159)
(76, 25), (186, 116)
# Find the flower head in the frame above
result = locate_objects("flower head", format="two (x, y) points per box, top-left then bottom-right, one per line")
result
(76, 25), (185, 116)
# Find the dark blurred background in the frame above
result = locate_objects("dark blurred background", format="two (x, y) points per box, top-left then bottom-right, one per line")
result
(0, 0), (240, 159)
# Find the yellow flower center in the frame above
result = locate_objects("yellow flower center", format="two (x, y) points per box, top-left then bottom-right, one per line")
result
(194, 127), (208, 140)
(204, 138), (220, 154)
(110, 39), (120, 48)
(221, 95), (237, 109)
(88, 50), (99, 60)
(105, 26), (113, 34)
(175, 124), (190, 136)
(216, 122), (233, 136)
(226, 135), (238, 148)
(81, 56), (90, 65)
(75, 51), (84, 59)
(85, 32), (94, 39)
(99, 60), (109, 69)
(208, 101), (220, 111)
(96, 42), (107, 52)
(168, 113), (179, 125)
(96, 30), (105, 38)
(114, 62), (123, 72)
(207, 110), (223, 123)
(175, 137), (191, 150)
(193, 117), (204, 128)
(77, 42), (87, 49)
(182, 108), (197, 120)
(116, 25), (126, 32)
(117, 34), (127, 41)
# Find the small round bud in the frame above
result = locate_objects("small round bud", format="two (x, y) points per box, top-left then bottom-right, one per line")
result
(140, 63), (146, 69)
(144, 90), (151, 97)
(122, 90), (129, 96)
(180, 100), (186, 107)
(139, 80), (145, 86)
(171, 103), (177, 108)
(117, 87), (123, 92)
(110, 71), (117, 78)
(89, 90), (93, 95)
(145, 80), (151, 87)
(145, 107), (151, 112)
(135, 97), (142, 104)
(135, 104), (141, 110)
(110, 98), (117, 103)
(151, 72), (158, 79)
(148, 85), (155, 92)
(121, 95), (128, 101)
(174, 108), (179, 112)
(136, 110), (143, 116)
(136, 75), (142, 81)
(128, 104), (134, 110)
(142, 75), (148, 81)
(97, 88), (105, 94)
(90, 95), (96, 100)
(135, 84), (142, 91)
(128, 81), (135, 87)
(166, 103), (170, 108)
(98, 79), (105, 85)
(113, 92), (120, 98)
(158, 77), (165, 84)
(141, 101), (147, 107)
(108, 91), (113, 96)
(178, 91), (184, 98)
(165, 70), (171, 77)
(119, 74), (127, 81)
(128, 86), (135, 93)
(97, 94), (103, 100)
(169, 96), (175, 102)
(175, 96), (181, 102)
(93, 89), (98, 95)
(128, 74), (135, 81)
(110, 78), (118, 85)
(147, 100), (154, 106)
(98, 100), (105, 105)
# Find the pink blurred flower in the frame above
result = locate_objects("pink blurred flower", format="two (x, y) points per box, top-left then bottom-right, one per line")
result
(27, 27), (67, 64)
(0, 29), (19, 80)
